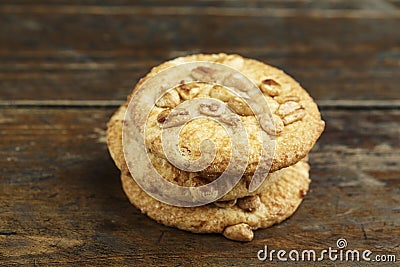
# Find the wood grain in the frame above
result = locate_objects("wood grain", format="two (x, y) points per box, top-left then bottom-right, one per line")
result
(1, 2), (399, 101)
(0, 108), (399, 266)
(1, 0), (399, 11)
(1, 1), (399, 265)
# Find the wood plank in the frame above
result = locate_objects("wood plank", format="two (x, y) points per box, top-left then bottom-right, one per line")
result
(2, 51), (400, 101)
(1, 59), (399, 101)
(0, 6), (399, 101)
(0, 0), (398, 11)
(1, 8), (399, 51)
(0, 108), (399, 265)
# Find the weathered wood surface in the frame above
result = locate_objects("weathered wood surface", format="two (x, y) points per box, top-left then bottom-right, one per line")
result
(1, 1), (400, 101)
(0, 108), (399, 266)
(1, 0), (400, 266)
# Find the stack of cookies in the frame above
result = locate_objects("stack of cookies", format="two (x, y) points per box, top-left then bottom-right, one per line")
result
(107, 54), (325, 241)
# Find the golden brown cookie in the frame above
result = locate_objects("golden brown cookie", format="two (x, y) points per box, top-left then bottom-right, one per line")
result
(106, 53), (323, 241)
(120, 160), (310, 241)
(131, 54), (324, 175)
(107, 103), (293, 201)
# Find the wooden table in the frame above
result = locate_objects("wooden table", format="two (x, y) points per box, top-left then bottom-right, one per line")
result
(1, 1), (399, 266)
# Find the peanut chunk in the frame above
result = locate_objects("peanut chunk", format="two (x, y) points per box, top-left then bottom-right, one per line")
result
(260, 114), (284, 136)
(156, 90), (180, 108)
(176, 83), (200, 100)
(282, 108), (306, 125)
(237, 195), (261, 212)
(190, 66), (216, 82)
(223, 223), (254, 242)
(163, 108), (191, 128)
(220, 113), (240, 127)
(277, 101), (302, 117)
(199, 101), (224, 117)
(157, 109), (171, 124)
(260, 79), (281, 96)
(228, 96), (253, 116)
(210, 85), (235, 102)
(274, 95), (300, 104)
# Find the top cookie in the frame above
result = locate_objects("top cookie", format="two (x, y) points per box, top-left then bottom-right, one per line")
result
(128, 53), (324, 175)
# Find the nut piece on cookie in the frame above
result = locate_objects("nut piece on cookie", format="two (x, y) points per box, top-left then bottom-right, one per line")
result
(220, 113), (241, 127)
(282, 109), (306, 125)
(277, 101), (302, 117)
(163, 108), (191, 128)
(157, 109), (171, 124)
(199, 101), (224, 117)
(223, 223), (254, 242)
(210, 85), (235, 102)
(228, 96), (253, 116)
(156, 90), (180, 108)
(190, 66), (216, 82)
(237, 195), (261, 212)
(260, 78), (281, 96)
(176, 83), (200, 100)
(274, 95), (300, 104)
(260, 114), (284, 136)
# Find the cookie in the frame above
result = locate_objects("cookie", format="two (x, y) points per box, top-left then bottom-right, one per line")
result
(106, 53), (323, 241)
(132, 54), (324, 175)
(120, 159), (310, 241)
(107, 103), (294, 201)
